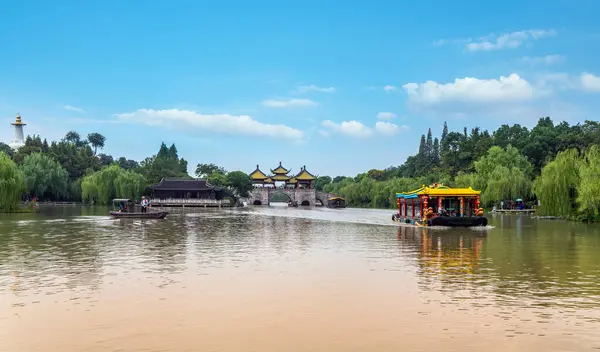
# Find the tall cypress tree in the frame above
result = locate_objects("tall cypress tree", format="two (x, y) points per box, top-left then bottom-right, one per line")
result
(441, 121), (449, 152)
(433, 137), (440, 166)
(418, 134), (426, 155)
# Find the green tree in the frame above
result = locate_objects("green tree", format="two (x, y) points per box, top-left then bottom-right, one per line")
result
(81, 165), (146, 204)
(226, 171), (254, 198)
(313, 176), (332, 191)
(576, 146), (600, 221)
(208, 171), (228, 186)
(139, 143), (190, 184)
(441, 121), (448, 152)
(0, 142), (14, 158)
(12, 135), (49, 164)
(196, 163), (226, 178)
(0, 153), (25, 211)
(20, 153), (69, 199)
(473, 145), (533, 205)
(533, 149), (581, 217)
(87, 133), (106, 155)
(98, 153), (114, 166)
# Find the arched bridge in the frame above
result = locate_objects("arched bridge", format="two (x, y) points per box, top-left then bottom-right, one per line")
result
(249, 188), (333, 206)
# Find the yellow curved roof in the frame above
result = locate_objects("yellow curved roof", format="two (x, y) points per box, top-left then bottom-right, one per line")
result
(397, 183), (481, 198)
(249, 165), (268, 180)
(271, 161), (289, 175)
(418, 186), (481, 197)
(272, 174), (290, 181)
(286, 177), (297, 183)
(295, 168), (315, 181)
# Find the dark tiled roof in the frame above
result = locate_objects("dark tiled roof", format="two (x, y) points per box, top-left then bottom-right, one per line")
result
(149, 178), (223, 191)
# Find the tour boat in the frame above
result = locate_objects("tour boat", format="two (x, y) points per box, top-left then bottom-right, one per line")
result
(110, 198), (169, 219)
(392, 183), (488, 227)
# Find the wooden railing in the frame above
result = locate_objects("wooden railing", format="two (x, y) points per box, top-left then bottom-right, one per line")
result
(150, 198), (230, 205)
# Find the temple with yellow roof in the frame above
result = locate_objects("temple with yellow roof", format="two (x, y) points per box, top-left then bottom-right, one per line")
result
(248, 162), (342, 207)
(249, 162), (316, 189)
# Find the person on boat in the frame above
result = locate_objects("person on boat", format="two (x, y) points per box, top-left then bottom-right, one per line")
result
(141, 196), (149, 213)
(437, 205), (449, 217)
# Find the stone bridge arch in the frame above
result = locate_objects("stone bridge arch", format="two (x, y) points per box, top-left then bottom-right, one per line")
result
(268, 190), (294, 204)
(249, 188), (319, 206)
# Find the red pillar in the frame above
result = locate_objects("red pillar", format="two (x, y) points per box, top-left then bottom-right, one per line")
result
(412, 198), (415, 218)
(397, 197), (401, 216)
(404, 199), (408, 218)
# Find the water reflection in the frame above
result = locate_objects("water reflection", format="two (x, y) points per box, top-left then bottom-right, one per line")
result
(1, 207), (600, 351)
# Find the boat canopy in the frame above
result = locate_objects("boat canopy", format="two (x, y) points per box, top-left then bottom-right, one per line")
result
(112, 198), (134, 203)
(396, 183), (481, 199)
(328, 196), (345, 201)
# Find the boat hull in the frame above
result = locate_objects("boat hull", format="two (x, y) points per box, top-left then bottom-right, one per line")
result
(429, 216), (487, 227)
(109, 211), (169, 219)
(393, 214), (488, 227)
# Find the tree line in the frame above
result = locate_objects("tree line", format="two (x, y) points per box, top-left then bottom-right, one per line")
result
(312, 117), (600, 221)
(0, 131), (253, 211)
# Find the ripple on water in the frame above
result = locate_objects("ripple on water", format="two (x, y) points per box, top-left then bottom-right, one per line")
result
(0, 207), (600, 351)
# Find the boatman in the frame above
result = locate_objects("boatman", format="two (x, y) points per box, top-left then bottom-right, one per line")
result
(141, 196), (149, 213)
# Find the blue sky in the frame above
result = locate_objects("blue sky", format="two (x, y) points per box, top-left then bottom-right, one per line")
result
(2, 0), (600, 177)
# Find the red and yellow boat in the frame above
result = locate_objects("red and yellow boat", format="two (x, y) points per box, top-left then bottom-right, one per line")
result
(392, 183), (487, 227)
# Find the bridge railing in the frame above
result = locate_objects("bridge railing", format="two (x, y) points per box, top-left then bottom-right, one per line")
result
(150, 198), (231, 205)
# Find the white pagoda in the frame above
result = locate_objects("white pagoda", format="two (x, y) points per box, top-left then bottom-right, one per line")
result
(9, 113), (26, 150)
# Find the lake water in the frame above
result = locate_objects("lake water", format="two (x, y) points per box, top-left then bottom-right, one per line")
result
(1, 205), (600, 351)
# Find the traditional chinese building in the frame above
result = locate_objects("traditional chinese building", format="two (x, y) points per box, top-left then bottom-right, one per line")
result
(249, 162), (316, 189)
(249, 165), (275, 188)
(149, 177), (225, 200)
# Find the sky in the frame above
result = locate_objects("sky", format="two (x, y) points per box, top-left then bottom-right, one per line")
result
(2, 0), (600, 177)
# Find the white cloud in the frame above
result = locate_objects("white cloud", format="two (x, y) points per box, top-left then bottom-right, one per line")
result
(403, 73), (535, 105)
(63, 104), (85, 112)
(296, 85), (336, 93)
(261, 98), (318, 108)
(580, 73), (600, 92)
(376, 112), (397, 120)
(520, 54), (565, 66)
(115, 109), (303, 140)
(318, 129), (330, 137)
(322, 120), (373, 138)
(321, 120), (408, 138)
(383, 85), (397, 92)
(466, 29), (556, 52)
(375, 121), (407, 136)
(435, 29), (556, 52)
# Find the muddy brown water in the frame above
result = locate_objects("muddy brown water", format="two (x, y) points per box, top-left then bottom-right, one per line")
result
(1, 205), (599, 351)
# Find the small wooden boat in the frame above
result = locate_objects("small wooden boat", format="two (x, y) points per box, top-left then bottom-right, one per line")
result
(110, 198), (169, 219)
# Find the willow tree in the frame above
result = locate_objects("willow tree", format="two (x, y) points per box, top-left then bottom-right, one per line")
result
(114, 170), (146, 201)
(577, 145), (600, 221)
(0, 152), (25, 211)
(20, 152), (69, 199)
(533, 149), (581, 217)
(82, 164), (146, 205)
(482, 166), (531, 206)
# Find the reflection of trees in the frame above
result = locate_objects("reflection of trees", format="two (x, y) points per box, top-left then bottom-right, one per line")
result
(399, 215), (600, 313)
(481, 215), (600, 309)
